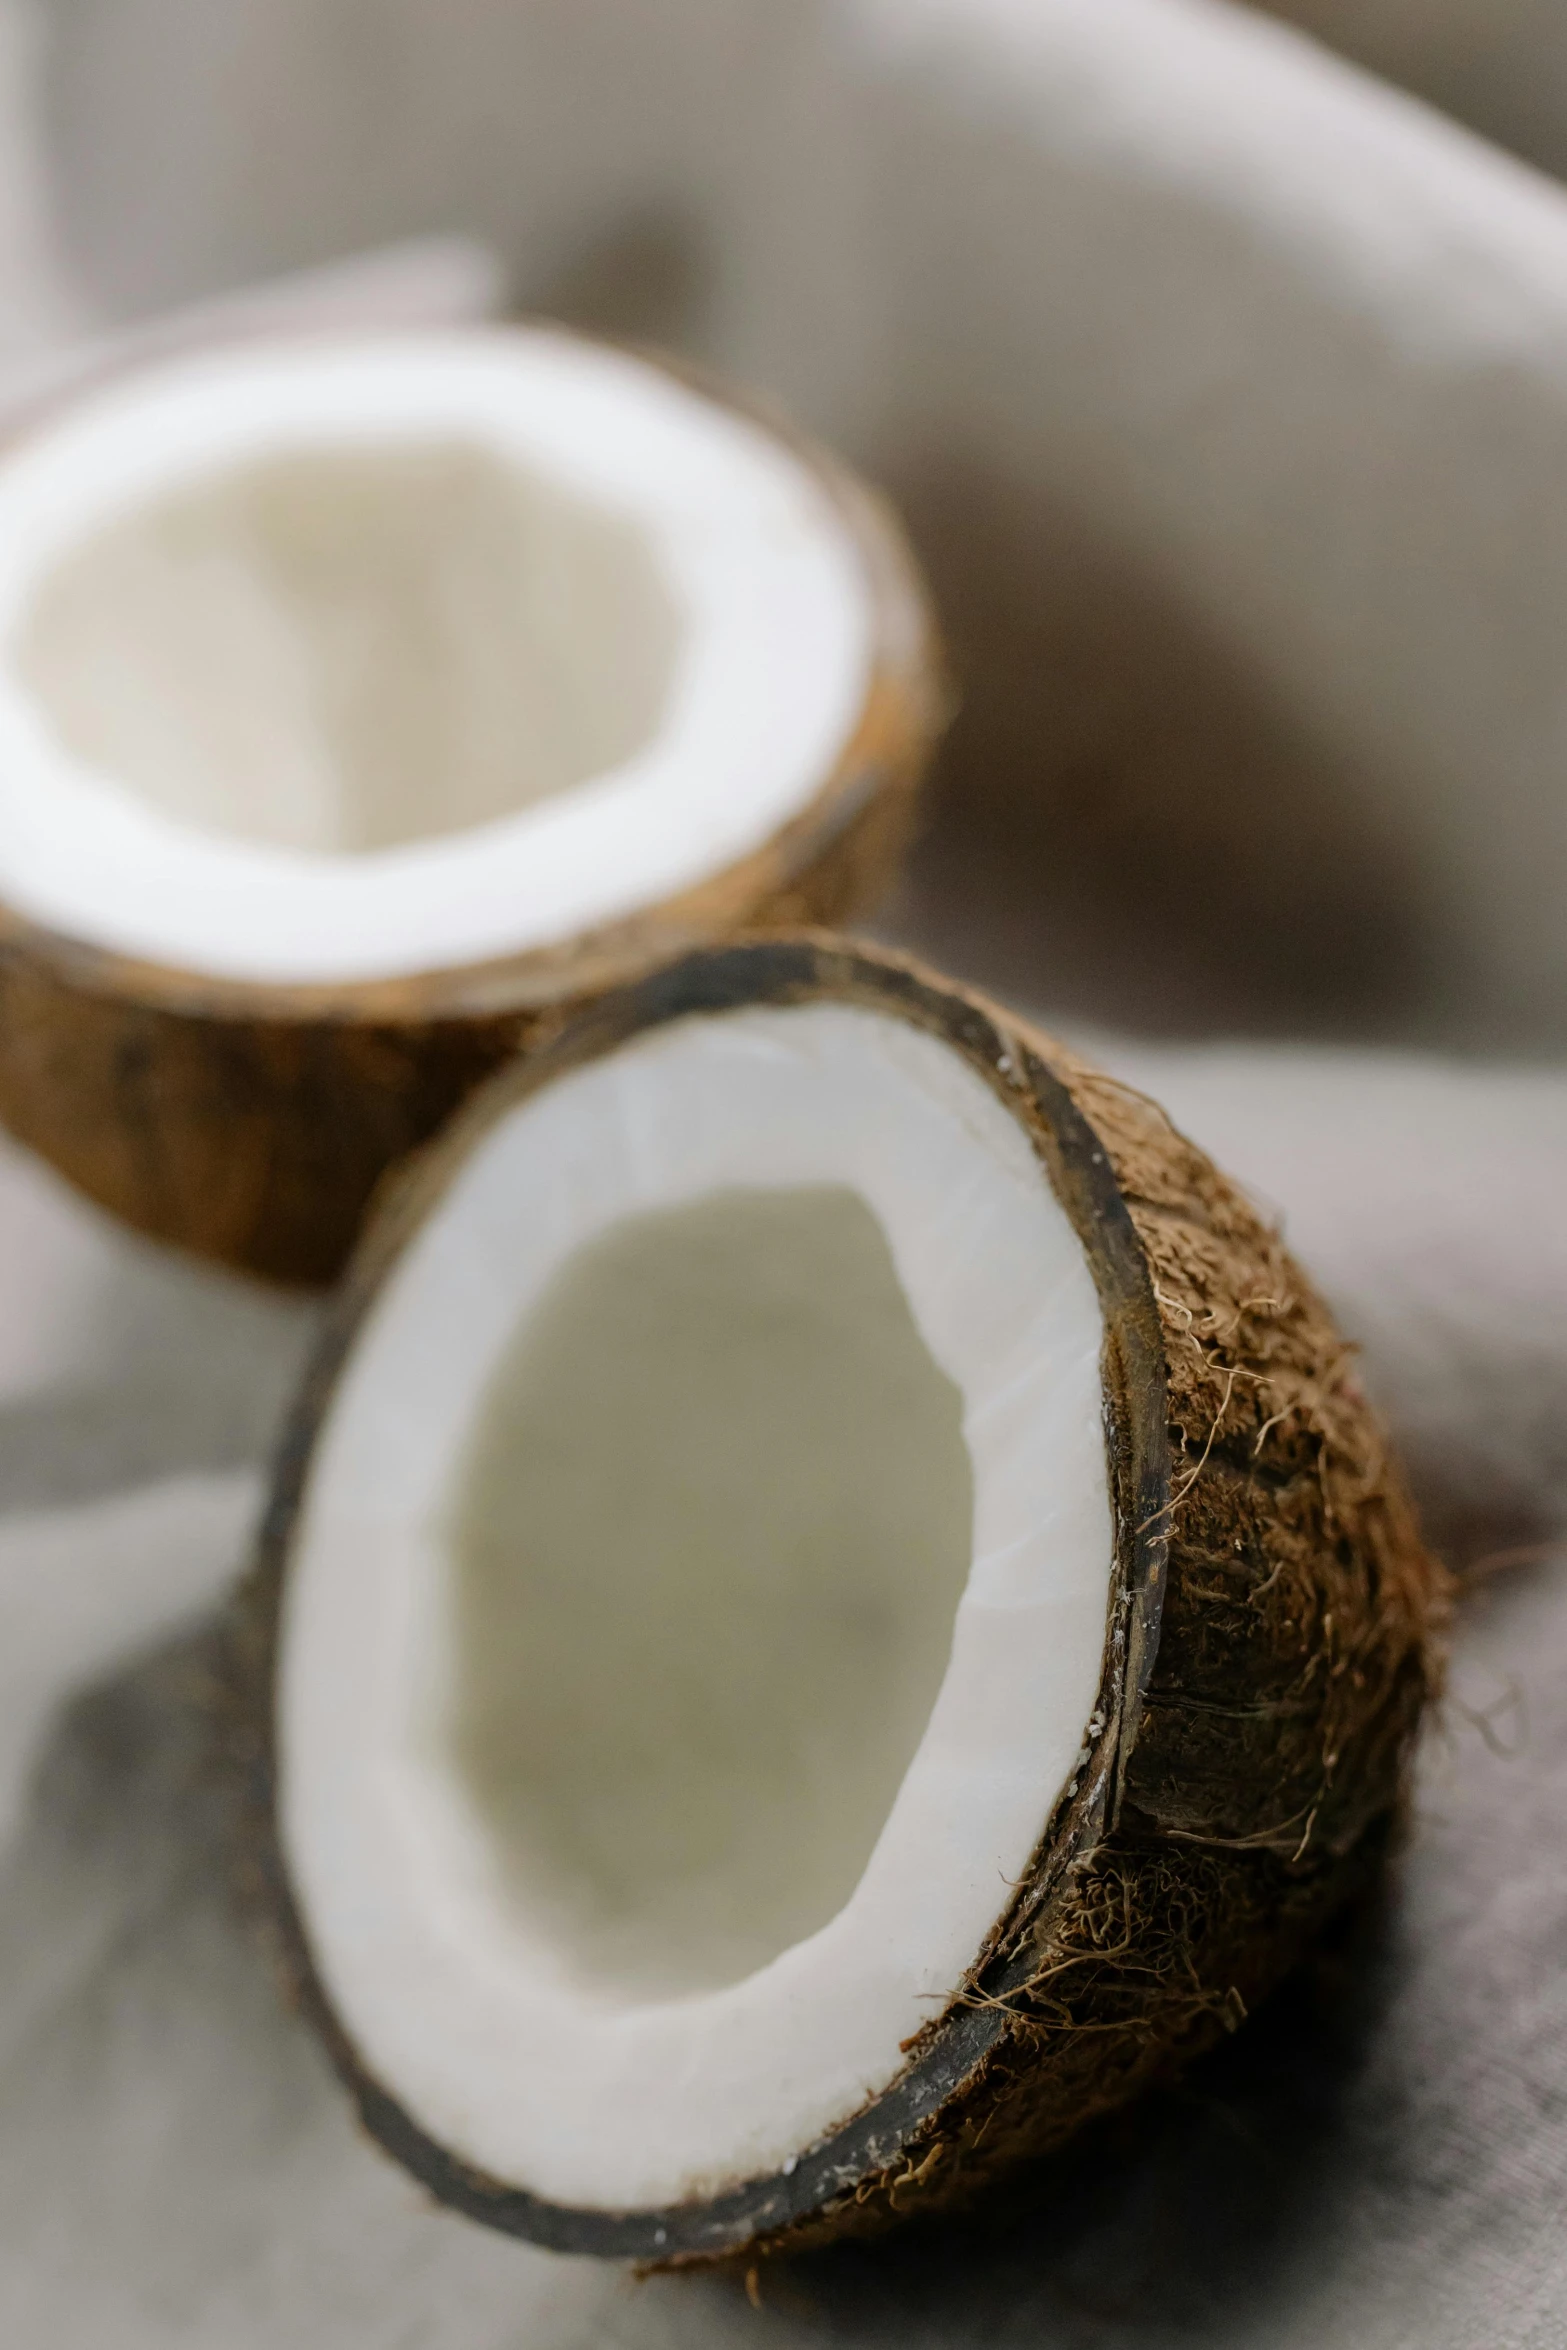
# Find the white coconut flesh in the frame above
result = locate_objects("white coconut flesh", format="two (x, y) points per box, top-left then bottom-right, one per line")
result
(279, 999), (1114, 2212)
(0, 331), (873, 985)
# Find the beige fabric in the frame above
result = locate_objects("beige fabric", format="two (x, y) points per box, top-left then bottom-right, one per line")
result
(1259, 0), (1567, 181)
(1, 0), (1566, 2340)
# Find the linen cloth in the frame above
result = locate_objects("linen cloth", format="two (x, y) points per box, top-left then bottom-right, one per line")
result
(1, 1), (1566, 2342)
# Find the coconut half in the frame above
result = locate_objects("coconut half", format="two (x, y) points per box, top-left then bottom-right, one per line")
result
(0, 329), (939, 1280)
(235, 936), (1443, 2264)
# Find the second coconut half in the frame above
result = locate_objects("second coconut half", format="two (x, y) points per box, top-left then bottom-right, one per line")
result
(0, 328), (940, 1280)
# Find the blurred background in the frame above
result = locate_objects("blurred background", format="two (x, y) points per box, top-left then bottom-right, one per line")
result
(2, 2), (1567, 2345)
(8, 0), (1567, 1050)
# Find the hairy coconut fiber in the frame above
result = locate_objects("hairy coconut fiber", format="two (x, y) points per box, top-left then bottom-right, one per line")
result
(228, 935), (1447, 2266)
(0, 369), (940, 1288)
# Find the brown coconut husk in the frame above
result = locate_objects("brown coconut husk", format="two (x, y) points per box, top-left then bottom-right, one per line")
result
(0, 343), (942, 1286)
(225, 933), (1447, 2265)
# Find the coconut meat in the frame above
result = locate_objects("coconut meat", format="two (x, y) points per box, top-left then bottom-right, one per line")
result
(279, 1001), (1114, 2212)
(0, 332), (871, 984)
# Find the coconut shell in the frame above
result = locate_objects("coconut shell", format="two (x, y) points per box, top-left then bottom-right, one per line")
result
(0, 344), (942, 1286)
(228, 934), (1447, 2264)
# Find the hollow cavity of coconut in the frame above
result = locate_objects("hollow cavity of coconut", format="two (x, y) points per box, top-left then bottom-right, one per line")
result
(0, 330), (938, 1283)
(234, 935), (1444, 2265)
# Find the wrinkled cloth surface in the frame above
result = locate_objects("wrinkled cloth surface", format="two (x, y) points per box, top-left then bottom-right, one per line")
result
(1, 1065), (1563, 2350)
(0, 0), (1566, 2343)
